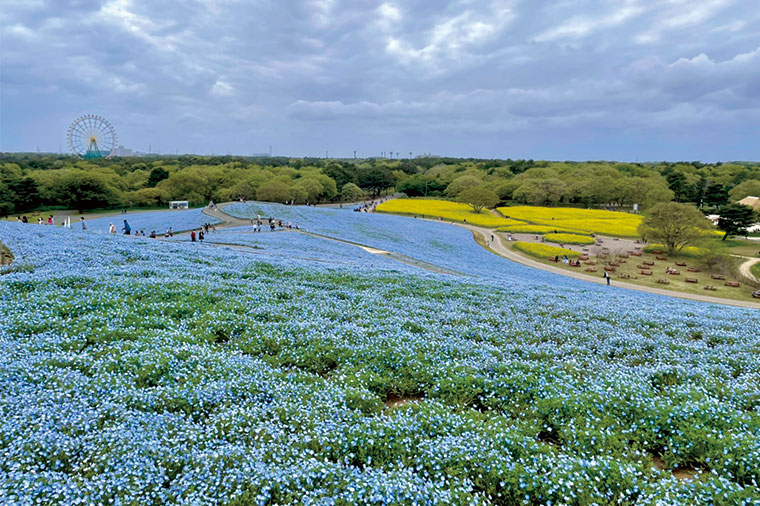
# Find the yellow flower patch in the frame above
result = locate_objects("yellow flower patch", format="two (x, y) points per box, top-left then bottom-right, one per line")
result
(543, 233), (595, 245)
(498, 206), (642, 237)
(513, 242), (581, 259)
(377, 199), (518, 228)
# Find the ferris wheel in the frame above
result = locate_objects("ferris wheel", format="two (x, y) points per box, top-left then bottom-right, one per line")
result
(67, 114), (118, 158)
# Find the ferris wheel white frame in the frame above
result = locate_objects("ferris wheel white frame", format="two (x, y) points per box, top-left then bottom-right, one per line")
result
(66, 114), (118, 158)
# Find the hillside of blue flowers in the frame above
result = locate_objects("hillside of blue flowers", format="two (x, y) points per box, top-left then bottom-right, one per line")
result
(1, 206), (759, 505)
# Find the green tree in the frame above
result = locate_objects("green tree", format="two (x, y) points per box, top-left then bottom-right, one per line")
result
(357, 166), (394, 197)
(729, 180), (760, 202)
(444, 175), (481, 197)
(666, 171), (690, 202)
(58, 173), (122, 213)
(147, 167), (169, 187)
(323, 162), (357, 188)
(717, 204), (756, 240)
(0, 182), (13, 217)
(703, 182), (729, 208)
(396, 175), (428, 197)
(256, 180), (292, 203)
(8, 177), (41, 212)
(513, 179), (567, 205)
(294, 177), (324, 203)
(157, 172), (207, 205)
(341, 183), (364, 202)
(129, 187), (169, 207)
(314, 174), (338, 201)
(638, 202), (711, 255)
(457, 186), (499, 213)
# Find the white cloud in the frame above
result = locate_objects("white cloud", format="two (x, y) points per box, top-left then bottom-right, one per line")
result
(382, 1), (517, 68)
(210, 79), (234, 97)
(635, 0), (737, 43)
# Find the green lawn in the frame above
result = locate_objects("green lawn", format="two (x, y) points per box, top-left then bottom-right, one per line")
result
(503, 237), (758, 303)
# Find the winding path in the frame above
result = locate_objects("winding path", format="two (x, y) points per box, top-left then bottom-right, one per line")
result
(739, 257), (760, 284)
(463, 224), (760, 309)
(203, 204), (463, 276)
(204, 203), (759, 309)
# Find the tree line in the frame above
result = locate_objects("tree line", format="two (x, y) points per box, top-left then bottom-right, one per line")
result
(1, 153), (759, 216)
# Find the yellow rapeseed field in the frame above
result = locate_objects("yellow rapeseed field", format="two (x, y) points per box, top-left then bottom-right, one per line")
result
(512, 242), (581, 259)
(377, 199), (519, 228)
(543, 233), (595, 245)
(498, 206), (642, 237)
(496, 224), (580, 234)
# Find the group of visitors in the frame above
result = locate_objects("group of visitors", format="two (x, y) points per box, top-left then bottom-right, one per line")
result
(18, 215), (89, 230)
(250, 215), (299, 233)
(115, 219), (175, 238)
(353, 198), (387, 212)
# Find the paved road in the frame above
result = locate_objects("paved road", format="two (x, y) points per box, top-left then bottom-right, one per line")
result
(202, 206), (253, 227)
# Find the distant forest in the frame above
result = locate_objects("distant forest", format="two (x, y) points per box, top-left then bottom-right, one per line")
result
(1, 153), (759, 216)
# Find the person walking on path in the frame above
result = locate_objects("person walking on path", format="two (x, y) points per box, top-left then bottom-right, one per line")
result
(604, 271), (611, 286)
(122, 220), (131, 235)
(190, 231), (196, 242)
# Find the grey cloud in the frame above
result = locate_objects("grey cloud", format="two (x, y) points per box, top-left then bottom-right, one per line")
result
(1, 0), (760, 160)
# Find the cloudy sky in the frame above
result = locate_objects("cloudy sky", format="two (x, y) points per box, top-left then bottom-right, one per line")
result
(1, 0), (759, 161)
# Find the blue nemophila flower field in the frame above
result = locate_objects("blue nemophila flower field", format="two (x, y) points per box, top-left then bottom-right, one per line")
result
(0, 209), (759, 505)
(84, 208), (221, 235)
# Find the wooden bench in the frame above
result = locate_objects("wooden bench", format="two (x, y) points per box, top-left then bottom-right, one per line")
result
(687, 267), (701, 272)
(640, 269), (653, 275)
(585, 267), (597, 272)
(725, 281), (740, 287)
(711, 274), (725, 280)
(675, 262), (687, 267)
(685, 278), (698, 283)
(630, 252), (642, 256)
(704, 285), (717, 291)
(608, 262), (620, 267)
(584, 261), (596, 265)
(643, 260), (655, 266)
(667, 270), (680, 275)
(656, 256), (668, 261)
(604, 266), (616, 272)
(637, 264), (649, 269)
(650, 250), (663, 255)
(657, 279), (670, 285)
